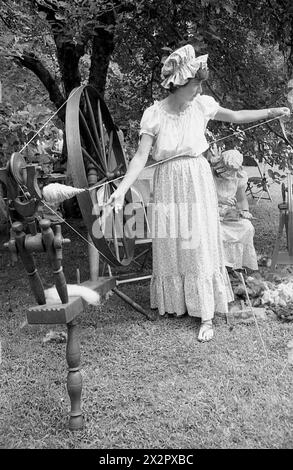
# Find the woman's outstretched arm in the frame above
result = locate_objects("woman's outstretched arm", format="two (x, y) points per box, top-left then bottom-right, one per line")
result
(214, 106), (290, 124)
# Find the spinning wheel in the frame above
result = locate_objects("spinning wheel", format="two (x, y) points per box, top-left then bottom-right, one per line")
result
(284, 174), (293, 256)
(65, 85), (135, 267)
(9, 152), (28, 187)
(0, 86), (153, 433)
(271, 173), (293, 270)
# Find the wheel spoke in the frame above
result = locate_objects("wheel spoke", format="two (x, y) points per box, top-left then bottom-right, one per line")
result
(84, 89), (108, 168)
(112, 215), (121, 262)
(105, 185), (120, 261)
(108, 183), (130, 262)
(109, 181), (133, 258)
(79, 110), (107, 172)
(66, 84), (135, 267)
(81, 146), (107, 177)
(119, 227), (131, 259)
(95, 176), (108, 186)
(101, 185), (113, 250)
(107, 130), (113, 166)
(97, 99), (108, 167)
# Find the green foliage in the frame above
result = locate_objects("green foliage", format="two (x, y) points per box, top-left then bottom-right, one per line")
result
(0, 102), (62, 169)
(0, 0), (292, 170)
(237, 0), (293, 75)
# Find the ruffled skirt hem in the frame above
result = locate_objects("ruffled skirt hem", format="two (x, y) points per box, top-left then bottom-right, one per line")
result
(150, 270), (234, 320)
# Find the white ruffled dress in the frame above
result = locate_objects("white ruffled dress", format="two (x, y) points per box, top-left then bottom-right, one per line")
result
(140, 94), (234, 320)
(214, 170), (258, 271)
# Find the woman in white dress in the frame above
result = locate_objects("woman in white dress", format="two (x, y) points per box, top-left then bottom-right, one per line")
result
(212, 149), (258, 271)
(107, 44), (290, 342)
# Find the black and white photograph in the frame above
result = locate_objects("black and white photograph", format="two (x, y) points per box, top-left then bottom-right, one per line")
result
(0, 0), (292, 454)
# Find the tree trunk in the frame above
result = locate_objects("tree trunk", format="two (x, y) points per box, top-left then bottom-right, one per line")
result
(54, 39), (84, 96)
(34, 0), (86, 98)
(13, 53), (65, 111)
(89, 17), (116, 96)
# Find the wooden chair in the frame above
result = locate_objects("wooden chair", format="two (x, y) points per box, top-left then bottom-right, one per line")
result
(246, 158), (273, 204)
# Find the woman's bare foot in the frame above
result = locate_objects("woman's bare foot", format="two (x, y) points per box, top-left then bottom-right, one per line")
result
(198, 320), (214, 342)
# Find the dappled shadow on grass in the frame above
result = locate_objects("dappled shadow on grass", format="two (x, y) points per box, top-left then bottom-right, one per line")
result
(1, 213), (293, 448)
(1, 276), (293, 449)
(70, 311), (293, 449)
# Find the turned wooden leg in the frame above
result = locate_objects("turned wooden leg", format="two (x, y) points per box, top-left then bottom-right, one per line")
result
(271, 213), (285, 272)
(27, 268), (46, 305)
(66, 320), (84, 431)
(54, 266), (69, 304)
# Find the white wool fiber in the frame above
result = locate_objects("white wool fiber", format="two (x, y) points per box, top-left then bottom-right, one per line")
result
(45, 284), (100, 305)
(43, 183), (85, 204)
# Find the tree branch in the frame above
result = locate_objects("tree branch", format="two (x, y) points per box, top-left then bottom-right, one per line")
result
(265, 121), (292, 145)
(33, 0), (89, 95)
(13, 52), (65, 116)
(266, 0), (283, 25)
(204, 73), (224, 103)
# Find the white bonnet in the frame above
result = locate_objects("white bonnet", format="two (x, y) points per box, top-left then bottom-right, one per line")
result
(161, 45), (208, 90)
(221, 149), (243, 170)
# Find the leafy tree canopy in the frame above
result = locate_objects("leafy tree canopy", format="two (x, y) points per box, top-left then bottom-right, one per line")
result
(0, 0), (292, 169)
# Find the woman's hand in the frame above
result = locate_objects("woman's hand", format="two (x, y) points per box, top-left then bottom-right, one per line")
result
(268, 107), (291, 118)
(106, 187), (126, 212)
(211, 160), (226, 175)
(218, 195), (236, 206)
(240, 210), (253, 220)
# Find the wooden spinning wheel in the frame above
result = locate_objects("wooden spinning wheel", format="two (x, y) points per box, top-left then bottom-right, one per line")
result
(285, 174), (293, 256)
(65, 85), (136, 267)
(271, 173), (293, 270)
(0, 86), (153, 434)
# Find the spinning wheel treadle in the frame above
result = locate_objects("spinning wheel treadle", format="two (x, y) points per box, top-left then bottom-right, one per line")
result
(66, 84), (135, 267)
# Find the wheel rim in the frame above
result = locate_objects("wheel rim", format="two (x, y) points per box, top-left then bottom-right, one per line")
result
(65, 85), (135, 267)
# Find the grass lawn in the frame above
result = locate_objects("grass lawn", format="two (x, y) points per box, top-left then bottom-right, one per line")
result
(0, 173), (293, 449)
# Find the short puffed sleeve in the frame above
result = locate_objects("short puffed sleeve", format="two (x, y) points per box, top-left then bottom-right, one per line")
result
(139, 104), (160, 138)
(237, 169), (248, 189)
(197, 94), (220, 121)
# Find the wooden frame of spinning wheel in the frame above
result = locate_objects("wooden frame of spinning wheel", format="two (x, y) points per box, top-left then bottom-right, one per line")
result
(65, 84), (136, 269)
(271, 173), (293, 270)
(0, 97), (152, 433)
(65, 84), (152, 314)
